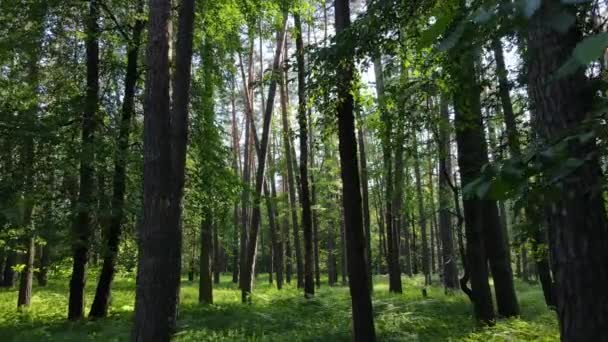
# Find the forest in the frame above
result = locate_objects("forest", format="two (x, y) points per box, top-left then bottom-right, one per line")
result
(1, 0), (607, 341)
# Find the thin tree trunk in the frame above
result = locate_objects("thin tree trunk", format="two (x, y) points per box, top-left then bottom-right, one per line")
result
(199, 209), (213, 304)
(413, 133), (431, 286)
(90, 3), (144, 317)
(293, 12), (314, 298)
(68, 0), (99, 320)
(375, 58), (401, 294)
(438, 94), (459, 291)
(335, 1), (376, 338)
(279, 60), (304, 290)
(241, 17), (288, 302)
(357, 123), (373, 291)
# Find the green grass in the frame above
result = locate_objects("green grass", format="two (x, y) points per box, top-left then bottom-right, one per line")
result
(0, 274), (558, 341)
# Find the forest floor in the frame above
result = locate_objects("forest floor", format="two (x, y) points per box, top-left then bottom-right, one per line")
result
(0, 273), (558, 341)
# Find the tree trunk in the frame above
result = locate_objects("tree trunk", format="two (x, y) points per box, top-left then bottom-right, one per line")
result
(279, 60), (304, 290)
(133, 0), (195, 339)
(375, 58), (401, 294)
(357, 122), (373, 291)
(213, 219), (220, 285)
(450, 29), (519, 319)
(437, 95), (459, 291)
(68, 0), (99, 320)
(90, 3), (144, 317)
(293, 12), (314, 298)
(199, 209), (213, 304)
(269, 167), (284, 289)
(528, 2), (608, 339)
(241, 17), (287, 302)
(335, 1), (376, 339)
(413, 133), (431, 286)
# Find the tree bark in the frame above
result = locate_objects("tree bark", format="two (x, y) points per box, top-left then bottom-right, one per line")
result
(450, 32), (519, 319)
(335, 1), (376, 339)
(293, 12), (314, 298)
(437, 95), (459, 291)
(528, 2), (608, 339)
(68, 0), (99, 320)
(133, 0), (195, 339)
(357, 123), (373, 291)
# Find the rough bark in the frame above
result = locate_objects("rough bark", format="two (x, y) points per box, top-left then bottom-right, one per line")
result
(133, 0), (195, 339)
(528, 2), (608, 339)
(335, 1), (376, 339)
(450, 33), (519, 319)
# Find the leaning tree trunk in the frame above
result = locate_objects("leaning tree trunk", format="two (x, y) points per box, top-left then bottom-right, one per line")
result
(528, 2), (608, 339)
(241, 17), (287, 302)
(89, 3), (144, 317)
(68, 0), (99, 320)
(335, 0), (376, 339)
(133, 0), (195, 339)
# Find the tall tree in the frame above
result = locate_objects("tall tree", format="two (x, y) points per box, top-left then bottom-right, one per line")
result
(89, 0), (145, 317)
(241, 15), (288, 302)
(68, 0), (99, 320)
(375, 58), (401, 293)
(133, 0), (195, 339)
(528, 1), (608, 339)
(437, 95), (459, 291)
(293, 11), (314, 298)
(335, 0), (376, 339)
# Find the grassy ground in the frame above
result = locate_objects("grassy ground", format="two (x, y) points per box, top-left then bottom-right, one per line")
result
(0, 274), (558, 341)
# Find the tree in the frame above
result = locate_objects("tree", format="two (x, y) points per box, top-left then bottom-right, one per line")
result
(335, 0), (376, 339)
(132, 0), (195, 339)
(68, 0), (99, 320)
(89, 0), (145, 318)
(528, 1), (608, 339)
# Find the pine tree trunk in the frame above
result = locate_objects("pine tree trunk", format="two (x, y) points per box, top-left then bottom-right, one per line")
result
(68, 0), (99, 320)
(528, 2), (608, 339)
(133, 0), (195, 339)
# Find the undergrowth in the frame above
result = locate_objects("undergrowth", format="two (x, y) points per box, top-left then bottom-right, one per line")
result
(0, 274), (558, 341)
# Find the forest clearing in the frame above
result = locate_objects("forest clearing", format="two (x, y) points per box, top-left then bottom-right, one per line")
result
(1, 0), (607, 341)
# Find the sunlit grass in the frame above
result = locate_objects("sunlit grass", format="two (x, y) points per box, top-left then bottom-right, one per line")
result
(0, 273), (558, 341)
